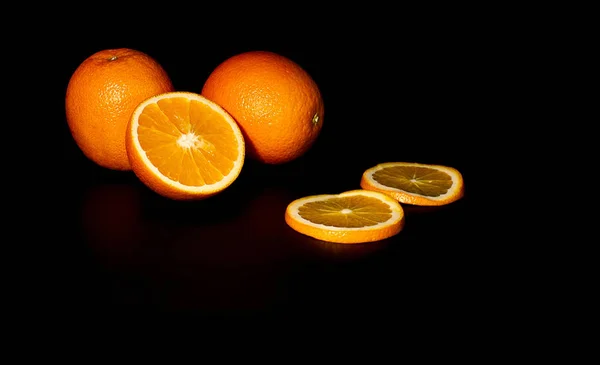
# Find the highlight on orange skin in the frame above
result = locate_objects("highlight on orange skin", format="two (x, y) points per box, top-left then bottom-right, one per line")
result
(201, 50), (324, 165)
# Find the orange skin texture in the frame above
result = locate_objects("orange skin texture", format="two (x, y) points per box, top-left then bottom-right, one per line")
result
(201, 51), (324, 165)
(65, 48), (174, 170)
(360, 164), (465, 206)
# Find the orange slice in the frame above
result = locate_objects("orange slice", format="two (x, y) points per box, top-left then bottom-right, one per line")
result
(284, 190), (404, 244)
(360, 162), (464, 206)
(126, 91), (245, 200)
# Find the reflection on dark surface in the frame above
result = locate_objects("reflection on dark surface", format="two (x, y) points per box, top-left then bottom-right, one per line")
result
(72, 163), (470, 317)
(82, 183), (144, 266)
(291, 235), (392, 262)
(79, 181), (397, 314)
(47, 29), (480, 320)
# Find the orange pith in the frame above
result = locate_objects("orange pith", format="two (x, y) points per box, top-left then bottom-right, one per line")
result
(126, 92), (245, 200)
(285, 190), (405, 244)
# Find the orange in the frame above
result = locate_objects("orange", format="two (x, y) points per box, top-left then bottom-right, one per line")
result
(284, 190), (404, 244)
(126, 91), (245, 200)
(65, 48), (174, 170)
(360, 162), (465, 206)
(201, 50), (324, 165)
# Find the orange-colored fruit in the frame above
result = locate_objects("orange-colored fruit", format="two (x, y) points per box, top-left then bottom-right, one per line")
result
(65, 48), (175, 170)
(360, 162), (465, 206)
(285, 190), (404, 244)
(126, 91), (245, 201)
(201, 50), (324, 165)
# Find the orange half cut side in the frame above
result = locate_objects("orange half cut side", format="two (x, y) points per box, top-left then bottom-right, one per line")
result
(126, 91), (245, 200)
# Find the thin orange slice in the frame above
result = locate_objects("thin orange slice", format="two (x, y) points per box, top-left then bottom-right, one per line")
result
(360, 162), (464, 206)
(126, 91), (245, 200)
(285, 190), (404, 244)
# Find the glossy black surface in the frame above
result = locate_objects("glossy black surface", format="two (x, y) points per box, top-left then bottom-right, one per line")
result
(34, 17), (489, 322)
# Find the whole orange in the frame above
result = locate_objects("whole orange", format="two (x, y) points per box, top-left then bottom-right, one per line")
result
(65, 48), (174, 170)
(201, 51), (324, 165)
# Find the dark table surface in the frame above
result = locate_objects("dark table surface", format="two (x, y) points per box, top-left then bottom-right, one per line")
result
(26, 16), (496, 324)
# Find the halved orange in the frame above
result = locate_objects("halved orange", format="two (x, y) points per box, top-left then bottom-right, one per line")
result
(284, 189), (404, 244)
(126, 91), (245, 200)
(360, 162), (464, 206)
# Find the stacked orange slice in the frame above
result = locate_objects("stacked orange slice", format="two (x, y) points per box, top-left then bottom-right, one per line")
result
(285, 162), (464, 244)
(360, 162), (464, 206)
(284, 190), (405, 244)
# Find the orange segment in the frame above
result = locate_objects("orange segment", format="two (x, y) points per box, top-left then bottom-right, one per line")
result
(360, 162), (464, 206)
(126, 91), (245, 200)
(285, 190), (404, 244)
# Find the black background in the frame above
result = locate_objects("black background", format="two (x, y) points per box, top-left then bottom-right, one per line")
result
(27, 9), (501, 325)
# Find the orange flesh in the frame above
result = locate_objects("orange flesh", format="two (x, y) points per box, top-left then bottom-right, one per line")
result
(137, 98), (240, 187)
(297, 196), (393, 228)
(372, 166), (452, 197)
